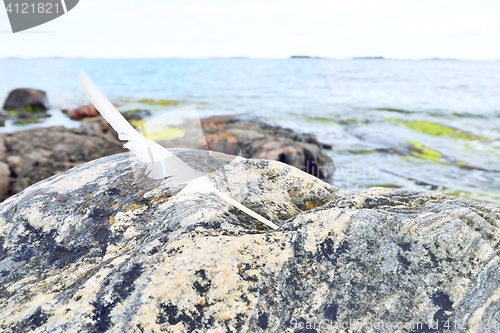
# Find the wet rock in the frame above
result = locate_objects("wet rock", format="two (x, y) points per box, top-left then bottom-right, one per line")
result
(67, 104), (100, 120)
(160, 115), (334, 179)
(0, 152), (499, 332)
(0, 109), (9, 126)
(1, 88), (51, 125)
(0, 115), (333, 202)
(2, 88), (49, 112)
(347, 125), (494, 171)
(121, 109), (152, 121)
(79, 116), (119, 142)
(203, 116), (334, 179)
(67, 104), (150, 121)
(0, 126), (124, 201)
(0, 162), (10, 199)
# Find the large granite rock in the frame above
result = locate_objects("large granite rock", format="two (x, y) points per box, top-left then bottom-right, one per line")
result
(0, 151), (499, 332)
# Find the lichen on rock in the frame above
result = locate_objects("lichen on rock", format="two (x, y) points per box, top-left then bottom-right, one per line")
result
(0, 150), (499, 332)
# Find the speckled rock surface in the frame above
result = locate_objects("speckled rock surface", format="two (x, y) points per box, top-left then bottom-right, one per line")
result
(0, 150), (499, 333)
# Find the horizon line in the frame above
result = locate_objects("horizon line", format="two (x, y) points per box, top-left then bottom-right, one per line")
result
(1, 56), (500, 62)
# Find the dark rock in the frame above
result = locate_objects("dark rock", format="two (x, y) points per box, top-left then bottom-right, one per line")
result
(158, 115), (334, 179)
(0, 152), (499, 332)
(0, 109), (9, 126)
(2, 88), (49, 112)
(121, 109), (152, 121)
(79, 116), (119, 140)
(67, 105), (150, 121)
(0, 126), (124, 201)
(0, 115), (332, 202)
(0, 162), (9, 199)
(202, 116), (334, 179)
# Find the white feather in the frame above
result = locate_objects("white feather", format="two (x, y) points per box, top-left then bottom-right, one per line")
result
(78, 70), (279, 230)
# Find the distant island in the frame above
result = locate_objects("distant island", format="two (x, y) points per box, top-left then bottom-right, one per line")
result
(290, 56), (323, 59)
(352, 56), (385, 60)
(421, 58), (460, 61)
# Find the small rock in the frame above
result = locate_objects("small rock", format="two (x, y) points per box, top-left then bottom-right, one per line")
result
(157, 115), (335, 179)
(0, 135), (6, 160)
(0, 109), (9, 126)
(121, 109), (151, 121)
(0, 162), (10, 199)
(67, 104), (100, 120)
(2, 88), (49, 112)
(0, 126), (124, 201)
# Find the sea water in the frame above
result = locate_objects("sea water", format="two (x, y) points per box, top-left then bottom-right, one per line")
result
(1, 58), (499, 203)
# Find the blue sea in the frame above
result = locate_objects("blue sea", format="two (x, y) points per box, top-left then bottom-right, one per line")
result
(0, 58), (499, 204)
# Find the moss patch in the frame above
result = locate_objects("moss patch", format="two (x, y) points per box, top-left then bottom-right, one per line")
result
(393, 119), (487, 141)
(406, 139), (443, 163)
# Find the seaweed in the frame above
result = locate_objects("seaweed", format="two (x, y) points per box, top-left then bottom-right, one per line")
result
(393, 119), (487, 141)
(124, 98), (180, 106)
(406, 139), (443, 163)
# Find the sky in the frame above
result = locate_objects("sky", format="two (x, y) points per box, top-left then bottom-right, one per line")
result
(1, 0), (500, 60)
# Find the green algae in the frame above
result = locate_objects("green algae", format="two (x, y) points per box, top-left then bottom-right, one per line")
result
(125, 98), (180, 106)
(24, 105), (46, 113)
(130, 119), (186, 141)
(406, 139), (443, 163)
(372, 108), (412, 114)
(4, 109), (18, 115)
(348, 149), (373, 154)
(303, 116), (337, 123)
(369, 184), (403, 189)
(338, 119), (359, 125)
(128, 119), (143, 128)
(145, 128), (186, 141)
(302, 116), (359, 125)
(5, 106), (46, 114)
(14, 118), (41, 125)
(393, 119), (487, 141)
(443, 189), (500, 205)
